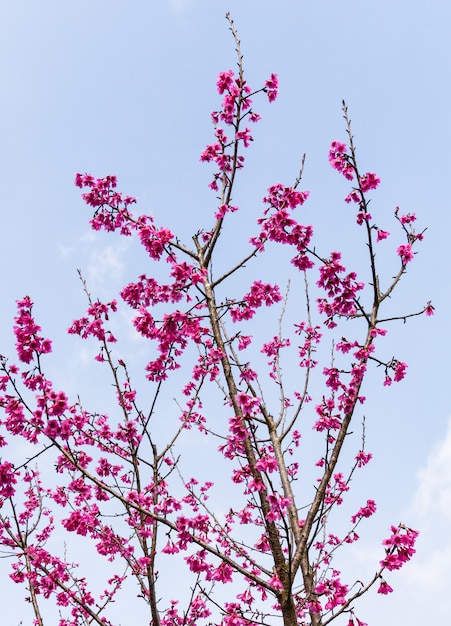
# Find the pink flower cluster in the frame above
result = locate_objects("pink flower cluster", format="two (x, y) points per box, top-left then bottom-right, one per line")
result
(230, 281), (283, 322)
(317, 252), (364, 327)
(14, 297), (52, 364)
(68, 299), (118, 348)
(201, 69), (276, 196)
(328, 140), (385, 233)
(397, 243), (414, 264)
(0, 460), (17, 497)
(261, 336), (290, 380)
(380, 524), (418, 571)
(295, 322), (322, 368)
(75, 173), (136, 234)
(264, 73), (279, 102)
(328, 141), (354, 180)
(315, 576), (349, 611)
(383, 359), (408, 386)
(250, 184), (312, 270)
(351, 499), (377, 524)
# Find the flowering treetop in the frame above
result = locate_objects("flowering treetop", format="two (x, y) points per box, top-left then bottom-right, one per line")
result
(0, 12), (432, 626)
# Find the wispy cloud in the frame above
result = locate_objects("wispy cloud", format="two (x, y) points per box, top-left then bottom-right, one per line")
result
(338, 419), (451, 625)
(59, 231), (130, 295)
(402, 417), (451, 590)
(85, 240), (128, 292)
(411, 417), (451, 523)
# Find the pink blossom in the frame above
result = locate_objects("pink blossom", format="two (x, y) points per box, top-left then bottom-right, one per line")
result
(328, 140), (354, 180)
(263, 183), (309, 210)
(377, 580), (393, 594)
(393, 360), (407, 382)
(255, 454), (278, 473)
(14, 297), (52, 363)
(209, 562), (233, 583)
(215, 203), (239, 220)
(397, 243), (414, 264)
(0, 461), (17, 497)
(344, 189), (361, 204)
(236, 127), (253, 147)
(230, 281), (282, 322)
(264, 73), (279, 102)
(217, 69), (234, 94)
(235, 392), (261, 416)
(315, 576), (349, 610)
(255, 534), (271, 552)
(237, 334), (252, 350)
(376, 229), (390, 241)
(359, 172), (380, 192)
(355, 451), (372, 467)
(237, 588), (253, 605)
(268, 573), (284, 591)
(381, 524), (419, 571)
(356, 210), (372, 225)
(399, 211), (416, 224)
(162, 540), (179, 555)
(351, 499), (377, 524)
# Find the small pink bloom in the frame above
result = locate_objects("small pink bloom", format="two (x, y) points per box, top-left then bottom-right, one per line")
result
(217, 70), (234, 94)
(268, 573), (283, 590)
(397, 243), (414, 264)
(351, 499), (376, 524)
(328, 141), (354, 180)
(359, 172), (380, 192)
(393, 360), (407, 382)
(399, 212), (416, 224)
(345, 190), (361, 204)
(377, 580), (393, 594)
(376, 229), (390, 242)
(355, 451), (372, 467)
(265, 73), (278, 102)
(237, 334), (252, 350)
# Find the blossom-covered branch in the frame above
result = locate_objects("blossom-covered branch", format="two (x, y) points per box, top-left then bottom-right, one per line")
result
(0, 13), (431, 626)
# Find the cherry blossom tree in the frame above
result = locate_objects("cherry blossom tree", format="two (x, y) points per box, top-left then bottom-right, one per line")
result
(0, 14), (432, 626)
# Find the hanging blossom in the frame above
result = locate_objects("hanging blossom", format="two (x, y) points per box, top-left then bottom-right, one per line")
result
(201, 68), (263, 192)
(68, 300), (118, 345)
(328, 141), (354, 180)
(229, 281), (283, 322)
(250, 183), (312, 271)
(0, 461), (17, 498)
(351, 499), (377, 524)
(397, 243), (414, 264)
(380, 524), (418, 571)
(74, 173), (136, 234)
(264, 73), (279, 102)
(345, 173), (380, 206)
(316, 252), (364, 327)
(13, 296), (52, 364)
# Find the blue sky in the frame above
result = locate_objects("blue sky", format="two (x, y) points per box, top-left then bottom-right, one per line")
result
(0, 1), (450, 624)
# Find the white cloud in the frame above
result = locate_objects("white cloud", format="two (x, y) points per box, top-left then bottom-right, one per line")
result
(411, 416), (451, 523)
(85, 240), (128, 290)
(403, 535), (451, 591)
(59, 230), (130, 295)
(340, 419), (451, 625)
(403, 418), (451, 602)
